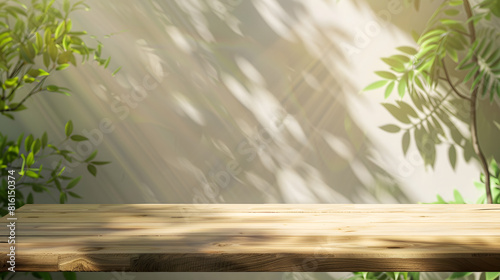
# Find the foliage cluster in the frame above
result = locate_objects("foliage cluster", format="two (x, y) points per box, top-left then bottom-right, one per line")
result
(0, 0), (115, 279)
(364, 0), (500, 204)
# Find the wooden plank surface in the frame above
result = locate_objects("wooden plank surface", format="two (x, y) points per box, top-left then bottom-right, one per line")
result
(1, 204), (500, 272)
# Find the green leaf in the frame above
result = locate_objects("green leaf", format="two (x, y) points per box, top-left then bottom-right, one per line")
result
(379, 124), (401, 133)
(60, 192), (67, 204)
(449, 145), (457, 170)
(91, 161), (111, 165)
(112, 66), (122, 76)
(448, 48), (458, 63)
(55, 21), (65, 39)
(411, 30), (420, 43)
(42, 132), (48, 148)
(440, 19), (461, 25)
(363, 80), (388, 91)
(418, 29), (445, 45)
(66, 176), (81, 189)
(55, 179), (62, 192)
(464, 65), (479, 83)
(34, 32), (43, 50)
(56, 64), (70, 71)
(47, 85), (59, 92)
(66, 19), (73, 33)
(62, 271), (77, 280)
(38, 69), (50, 76)
(104, 56), (111, 68)
(8, 103), (28, 112)
(436, 194), (447, 204)
(85, 150), (98, 162)
(25, 134), (34, 152)
(16, 133), (24, 147)
(449, 0), (463, 6)
(444, 9), (460, 16)
(396, 101), (418, 118)
(375, 71), (397, 80)
(491, 159), (500, 177)
(23, 75), (35, 83)
(453, 189), (465, 204)
(25, 170), (39, 178)
(382, 57), (405, 70)
(43, 51), (51, 68)
(20, 44), (35, 64)
(4, 77), (19, 88)
(31, 139), (41, 155)
(402, 130), (410, 155)
(391, 54), (410, 64)
(447, 272), (472, 279)
(486, 272), (500, 280)
(385, 81), (395, 99)
(408, 272), (420, 280)
(70, 135), (88, 141)
(26, 152), (35, 166)
(58, 166), (66, 176)
(27, 192), (34, 204)
(63, 0), (71, 14)
(397, 46), (418, 55)
(87, 164), (97, 176)
(67, 191), (82, 199)
(65, 120), (73, 137)
(48, 42), (58, 62)
(382, 103), (411, 124)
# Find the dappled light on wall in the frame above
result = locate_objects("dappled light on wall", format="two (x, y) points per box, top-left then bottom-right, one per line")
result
(11, 0), (424, 206)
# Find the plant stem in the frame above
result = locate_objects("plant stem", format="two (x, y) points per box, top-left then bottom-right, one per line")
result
(441, 59), (471, 101)
(463, 0), (492, 204)
(0, 76), (49, 113)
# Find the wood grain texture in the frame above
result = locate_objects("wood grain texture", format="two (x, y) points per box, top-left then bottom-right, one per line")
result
(1, 204), (500, 272)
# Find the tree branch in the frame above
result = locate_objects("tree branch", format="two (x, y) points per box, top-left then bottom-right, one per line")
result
(463, 0), (492, 204)
(441, 59), (471, 101)
(0, 76), (49, 113)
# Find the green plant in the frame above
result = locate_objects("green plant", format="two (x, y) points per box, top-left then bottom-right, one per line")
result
(364, 0), (500, 204)
(0, 0), (118, 116)
(360, 0), (500, 278)
(0, 0), (116, 279)
(0, 120), (111, 214)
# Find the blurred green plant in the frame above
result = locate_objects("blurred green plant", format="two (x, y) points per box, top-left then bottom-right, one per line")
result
(0, 0), (116, 279)
(425, 159), (500, 204)
(0, 119), (111, 213)
(346, 271), (500, 280)
(361, 0), (500, 278)
(364, 0), (500, 204)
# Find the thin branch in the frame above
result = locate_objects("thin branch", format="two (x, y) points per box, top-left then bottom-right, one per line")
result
(0, 76), (49, 112)
(4, 81), (23, 101)
(464, 0), (492, 204)
(7, 60), (24, 80)
(451, 28), (471, 37)
(441, 59), (472, 101)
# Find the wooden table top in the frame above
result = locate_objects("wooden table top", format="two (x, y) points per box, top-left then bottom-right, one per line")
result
(1, 204), (500, 272)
